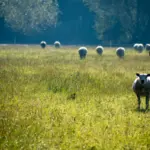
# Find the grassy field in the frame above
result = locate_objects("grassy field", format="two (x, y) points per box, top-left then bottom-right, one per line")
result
(0, 45), (150, 150)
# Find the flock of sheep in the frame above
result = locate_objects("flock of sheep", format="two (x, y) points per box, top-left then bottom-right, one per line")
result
(40, 41), (61, 49)
(133, 43), (150, 55)
(40, 41), (150, 110)
(77, 43), (150, 59)
(40, 41), (150, 59)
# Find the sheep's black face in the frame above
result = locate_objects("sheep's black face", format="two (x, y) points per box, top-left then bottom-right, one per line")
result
(141, 80), (144, 84)
(136, 73), (150, 85)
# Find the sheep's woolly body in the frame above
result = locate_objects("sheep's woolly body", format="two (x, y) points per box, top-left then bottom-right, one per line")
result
(138, 44), (144, 52)
(146, 44), (150, 51)
(54, 41), (61, 48)
(40, 41), (47, 48)
(133, 43), (139, 50)
(133, 77), (150, 96)
(134, 43), (144, 53)
(146, 44), (150, 56)
(116, 47), (125, 58)
(96, 46), (104, 55)
(78, 47), (88, 59)
(132, 73), (150, 110)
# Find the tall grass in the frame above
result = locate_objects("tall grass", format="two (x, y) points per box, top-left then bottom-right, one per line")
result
(0, 46), (150, 150)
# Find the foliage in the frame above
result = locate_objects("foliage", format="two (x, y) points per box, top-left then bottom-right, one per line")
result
(0, 0), (59, 34)
(0, 46), (150, 149)
(83, 0), (150, 43)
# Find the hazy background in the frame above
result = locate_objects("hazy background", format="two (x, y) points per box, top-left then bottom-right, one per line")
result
(0, 0), (150, 45)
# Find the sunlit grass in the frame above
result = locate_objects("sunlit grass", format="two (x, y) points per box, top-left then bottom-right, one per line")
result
(0, 46), (150, 150)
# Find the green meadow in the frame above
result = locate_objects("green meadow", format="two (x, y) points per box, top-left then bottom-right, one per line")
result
(0, 45), (150, 150)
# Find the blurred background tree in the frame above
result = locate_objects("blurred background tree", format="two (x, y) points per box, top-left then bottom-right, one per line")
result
(83, 0), (150, 44)
(0, 0), (150, 44)
(0, 0), (59, 34)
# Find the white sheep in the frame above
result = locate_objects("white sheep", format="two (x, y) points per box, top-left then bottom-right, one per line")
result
(132, 73), (150, 110)
(133, 43), (139, 50)
(134, 43), (144, 53)
(116, 47), (125, 58)
(145, 44), (150, 56)
(137, 44), (144, 53)
(96, 46), (104, 55)
(40, 41), (47, 49)
(78, 47), (88, 59)
(54, 41), (61, 48)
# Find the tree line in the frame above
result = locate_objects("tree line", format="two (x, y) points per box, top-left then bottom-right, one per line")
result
(83, 0), (150, 44)
(0, 0), (150, 44)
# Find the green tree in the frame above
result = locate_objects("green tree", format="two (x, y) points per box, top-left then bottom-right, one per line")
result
(0, 0), (59, 34)
(83, 0), (138, 43)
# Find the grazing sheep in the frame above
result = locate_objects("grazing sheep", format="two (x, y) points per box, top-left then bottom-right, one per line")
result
(40, 41), (47, 49)
(96, 46), (104, 55)
(145, 44), (150, 56)
(54, 41), (61, 48)
(133, 43), (139, 50)
(116, 47), (125, 58)
(137, 44), (144, 53)
(78, 47), (88, 59)
(134, 43), (144, 53)
(132, 73), (150, 110)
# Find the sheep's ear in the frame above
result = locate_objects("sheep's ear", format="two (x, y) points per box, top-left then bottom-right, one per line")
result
(147, 74), (150, 77)
(136, 73), (140, 77)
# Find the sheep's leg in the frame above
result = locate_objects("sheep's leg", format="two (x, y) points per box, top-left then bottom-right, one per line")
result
(146, 95), (149, 110)
(149, 51), (150, 56)
(137, 94), (141, 110)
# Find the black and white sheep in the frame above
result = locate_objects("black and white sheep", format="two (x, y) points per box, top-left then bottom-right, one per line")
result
(145, 44), (150, 56)
(54, 41), (61, 48)
(78, 47), (88, 59)
(116, 47), (125, 58)
(132, 73), (150, 110)
(40, 41), (47, 49)
(96, 46), (104, 55)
